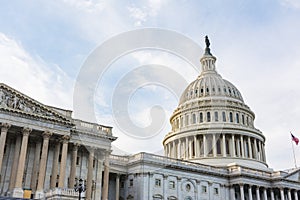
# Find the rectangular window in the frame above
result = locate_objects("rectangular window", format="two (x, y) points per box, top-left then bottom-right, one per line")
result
(229, 112), (233, 122)
(222, 112), (226, 122)
(236, 113), (239, 123)
(207, 112), (211, 122)
(200, 113), (203, 123)
(214, 111), (218, 122)
(242, 115), (245, 124)
(202, 185), (207, 193)
(155, 179), (161, 187)
(214, 188), (219, 195)
(129, 179), (133, 187)
(169, 181), (175, 189)
(185, 115), (189, 126)
(192, 114), (196, 124)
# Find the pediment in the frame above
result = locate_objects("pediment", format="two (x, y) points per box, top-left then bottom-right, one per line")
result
(284, 168), (300, 182)
(0, 83), (72, 126)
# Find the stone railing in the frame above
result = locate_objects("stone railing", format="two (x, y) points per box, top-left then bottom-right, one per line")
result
(45, 188), (85, 200)
(74, 119), (113, 136)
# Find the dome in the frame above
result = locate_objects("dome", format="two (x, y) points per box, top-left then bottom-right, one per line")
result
(163, 36), (267, 169)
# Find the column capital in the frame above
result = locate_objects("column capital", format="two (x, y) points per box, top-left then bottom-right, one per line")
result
(22, 127), (32, 136)
(1, 122), (11, 131)
(42, 130), (53, 139)
(61, 135), (70, 143)
(72, 143), (80, 151)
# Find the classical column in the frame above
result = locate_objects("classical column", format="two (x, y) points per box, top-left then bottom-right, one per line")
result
(231, 134), (236, 157)
(248, 185), (253, 200)
(94, 155), (103, 199)
(248, 137), (253, 158)
(212, 134), (217, 157)
(256, 187), (261, 200)
(222, 134), (226, 157)
(263, 188), (267, 200)
(189, 138), (193, 158)
(12, 127), (32, 198)
(30, 140), (42, 192)
(86, 147), (95, 200)
(50, 141), (61, 188)
(35, 131), (52, 198)
(240, 184), (245, 200)
(254, 139), (258, 159)
(185, 137), (189, 159)
(294, 190), (299, 200)
(194, 136), (197, 158)
(102, 151), (110, 200)
(203, 134), (207, 157)
(172, 141), (176, 158)
(262, 143), (266, 162)
(0, 123), (10, 173)
(280, 188), (285, 200)
(288, 189), (292, 200)
(115, 174), (120, 200)
(236, 138), (241, 157)
(178, 139), (181, 159)
(69, 143), (79, 188)
(8, 135), (22, 192)
(58, 135), (69, 188)
(271, 189), (275, 200)
(240, 135), (245, 157)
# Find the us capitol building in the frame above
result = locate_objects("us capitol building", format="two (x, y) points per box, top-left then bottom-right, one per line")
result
(0, 37), (300, 200)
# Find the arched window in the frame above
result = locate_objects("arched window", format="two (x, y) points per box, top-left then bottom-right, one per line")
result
(207, 112), (211, 122)
(214, 111), (218, 122)
(229, 112), (233, 122)
(236, 113), (239, 123)
(200, 113), (203, 123)
(185, 115), (189, 126)
(192, 113), (196, 124)
(222, 111), (226, 122)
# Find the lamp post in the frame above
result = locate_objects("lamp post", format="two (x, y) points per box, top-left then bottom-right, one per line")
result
(74, 178), (86, 200)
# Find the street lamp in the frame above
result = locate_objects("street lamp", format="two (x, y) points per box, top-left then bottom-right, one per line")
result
(74, 178), (86, 200)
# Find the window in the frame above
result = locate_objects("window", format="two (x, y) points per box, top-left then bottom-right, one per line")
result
(236, 113), (239, 123)
(169, 181), (175, 189)
(180, 117), (183, 127)
(206, 88), (209, 93)
(201, 186), (207, 193)
(200, 113), (203, 123)
(185, 115), (189, 126)
(186, 184), (191, 191)
(129, 179), (133, 187)
(93, 159), (96, 168)
(242, 115), (245, 125)
(214, 111), (218, 122)
(192, 114), (196, 124)
(207, 112), (211, 122)
(155, 179), (161, 187)
(214, 188), (219, 195)
(222, 112), (226, 122)
(229, 112), (233, 122)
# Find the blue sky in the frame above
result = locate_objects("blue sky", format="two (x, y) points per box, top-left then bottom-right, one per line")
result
(1, 0), (300, 170)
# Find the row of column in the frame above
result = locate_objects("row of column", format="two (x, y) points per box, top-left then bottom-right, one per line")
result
(231, 184), (300, 200)
(165, 133), (266, 162)
(0, 123), (111, 200)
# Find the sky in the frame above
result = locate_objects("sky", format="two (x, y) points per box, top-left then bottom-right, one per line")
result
(1, 0), (300, 170)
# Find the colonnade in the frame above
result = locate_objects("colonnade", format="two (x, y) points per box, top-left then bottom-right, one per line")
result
(165, 133), (266, 162)
(0, 123), (111, 200)
(231, 184), (300, 200)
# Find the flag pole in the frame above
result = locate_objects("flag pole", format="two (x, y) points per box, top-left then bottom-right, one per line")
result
(290, 131), (298, 168)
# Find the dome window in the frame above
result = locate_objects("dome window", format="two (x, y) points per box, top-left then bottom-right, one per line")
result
(242, 115), (245, 125)
(199, 113), (203, 123)
(214, 112), (218, 122)
(236, 113), (239, 123)
(224, 88), (227, 93)
(222, 112), (226, 122)
(228, 88), (232, 94)
(233, 90), (236, 95)
(190, 91), (193, 96)
(229, 112), (233, 122)
(206, 88), (209, 93)
(200, 88), (204, 94)
(195, 89), (198, 94)
(212, 87), (215, 92)
(218, 87), (221, 92)
(207, 112), (211, 122)
(185, 115), (189, 126)
(192, 114), (196, 124)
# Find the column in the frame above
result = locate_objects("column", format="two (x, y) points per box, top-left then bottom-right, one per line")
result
(102, 151), (110, 200)
(86, 147), (95, 200)
(288, 189), (292, 200)
(231, 134), (236, 157)
(69, 143), (79, 188)
(194, 136), (197, 158)
(12, 127), (32, 198)
(178, 139), (181, 159)
(35, 131), (52, 198)
(248, 137), (253, 158)
(94, 154), (103, 199)
(230, 185), (235, 200)
(58, 135), (69, 188)
(256, 187), (261, 200)
(263, 188), (267, 200)
(294, 190), (298, 200)
(185, 137), (189, 159)
(240, 135), (245, 157)
(271, 189), (275, 200)
(262, 144), (266, 162)
(30, 140), (42, 192)
(8, 135), (21, 192)
(280, 188), (284, 200)
(173, 141), (176, 158)
(222, 134), (226, 157)
(259, 142), (263, 161)
(240, 184), (245, 200)
(248, 185), (253, 200)
(189, 138), (193, 158)
(0, 123), (10, 173)
(254, 139), (258, 159)
(115, 174), (120, 200)
(213, 134), (217, 157)
(203, 134), (207, 157)
(50, 141), (61, 188)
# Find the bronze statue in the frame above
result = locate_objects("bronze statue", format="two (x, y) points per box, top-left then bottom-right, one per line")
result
(205, 35), (210, 48)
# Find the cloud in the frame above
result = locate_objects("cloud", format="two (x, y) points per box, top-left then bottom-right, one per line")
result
(280, 0), (300, 9)
(0, 32), (73, 110)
